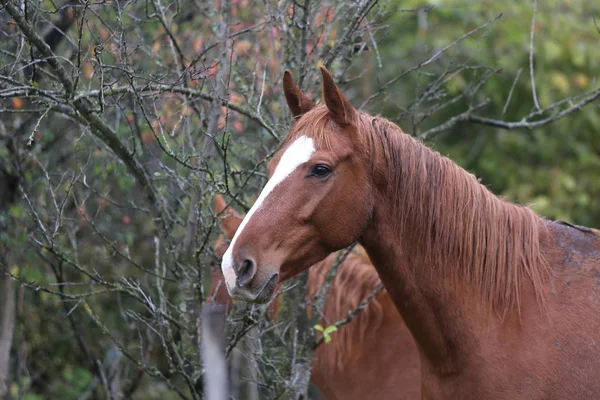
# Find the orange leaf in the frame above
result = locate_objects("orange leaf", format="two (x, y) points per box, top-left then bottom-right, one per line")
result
(142, 132), (154, 144)
(194, 38), (204, 53)
(229, 93), (242, 106)
(233, 40), (252, 55)
(12, 97), (23, 109)
(99, 28), (109, 41)
(208, 62), (219, 77)
(234, 120), (243, 133)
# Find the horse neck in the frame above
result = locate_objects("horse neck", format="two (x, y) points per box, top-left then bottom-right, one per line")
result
(360, 226), (469, 374)
(359, 120), (547, 373)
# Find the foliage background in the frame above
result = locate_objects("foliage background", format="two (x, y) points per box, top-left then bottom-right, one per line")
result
(0, 0), (598, 399)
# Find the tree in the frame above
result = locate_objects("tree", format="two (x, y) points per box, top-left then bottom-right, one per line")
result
(375, 0), (600, 226)
(0, 0), (597, 398)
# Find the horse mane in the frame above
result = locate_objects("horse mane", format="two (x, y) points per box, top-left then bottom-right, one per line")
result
(286, 105), (548, 316)
(307, 247), (388, 370)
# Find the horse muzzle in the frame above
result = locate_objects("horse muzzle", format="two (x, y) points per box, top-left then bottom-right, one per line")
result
(227, 272), (279, 304)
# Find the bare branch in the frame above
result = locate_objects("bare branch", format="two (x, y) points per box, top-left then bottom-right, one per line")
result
(468, 87), (600, 130)
(359, 12), (503, 110)
(2, 0), (74, 95)
(502, 68), (522, 115)
(2, 0), (170, 239)
(313, 282), (384, 350)
(322, 0), (379, 70)
(71, 84), (280, 141)
(418, 100), (490, 139)
(529, 0), (541, 110)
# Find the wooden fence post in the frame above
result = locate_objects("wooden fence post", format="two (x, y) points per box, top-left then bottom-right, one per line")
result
(201, 304), (228, 400)
(243, 327), (260, 400)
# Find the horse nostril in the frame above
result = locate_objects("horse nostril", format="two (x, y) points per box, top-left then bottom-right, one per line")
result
(237, 259), (257, 287)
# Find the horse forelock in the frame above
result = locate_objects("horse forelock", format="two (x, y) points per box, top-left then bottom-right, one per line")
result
(283, 104), (365, 151)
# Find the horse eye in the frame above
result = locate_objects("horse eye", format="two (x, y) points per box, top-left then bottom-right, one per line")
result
(310, 164), (331, 178)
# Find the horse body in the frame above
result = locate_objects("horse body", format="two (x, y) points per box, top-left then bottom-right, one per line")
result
(363, 217), (600, 400)
(356, 110), (600, 399)
(221, 67), (600, 399)
(210, 195), (421, 400)
(307, 252), (421, 400)
(536, 221), (600, 397)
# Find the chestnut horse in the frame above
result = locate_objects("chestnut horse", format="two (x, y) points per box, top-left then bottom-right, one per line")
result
(209, 194), (420, 400)
(221, 67), (600, 399)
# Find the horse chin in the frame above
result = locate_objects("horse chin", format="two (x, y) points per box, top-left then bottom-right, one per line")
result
(253, 273), (279, 304)
(228, 273), (279, 304)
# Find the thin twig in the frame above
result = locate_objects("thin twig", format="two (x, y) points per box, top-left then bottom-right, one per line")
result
(418, 100), (490, 139)
(313, 282), (384, 349)
(502, 68), (522, 115)
(468, 87), (600, 130)
(529, 0), (541, 110)
(72, 84), (280, 141)
(359, 13), (503, 110)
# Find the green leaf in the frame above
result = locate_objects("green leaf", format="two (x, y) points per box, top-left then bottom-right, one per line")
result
(550, 72), (569, 94)
(571, 42), (586, 67)
(125, 232), (135, 247)
(321, 325), (338, 344)
(323, 325), (338, 335)
(561, 174), (576, 191)
(543, 40), (563, 63)
(313, 324), (324, 332)
(9, 205), (22, 218)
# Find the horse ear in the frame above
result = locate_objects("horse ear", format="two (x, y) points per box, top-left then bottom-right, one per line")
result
(320, 65), (356, 126)
(213, 194), (244, 240)
(283, 70), (316, 118)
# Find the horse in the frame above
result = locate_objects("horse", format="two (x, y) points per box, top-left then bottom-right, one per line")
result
(220, 67), (600, 399)
(209, 194), (421, 400)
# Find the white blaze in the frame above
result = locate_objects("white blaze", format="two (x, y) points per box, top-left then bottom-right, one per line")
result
(221, 136), (315, 290)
